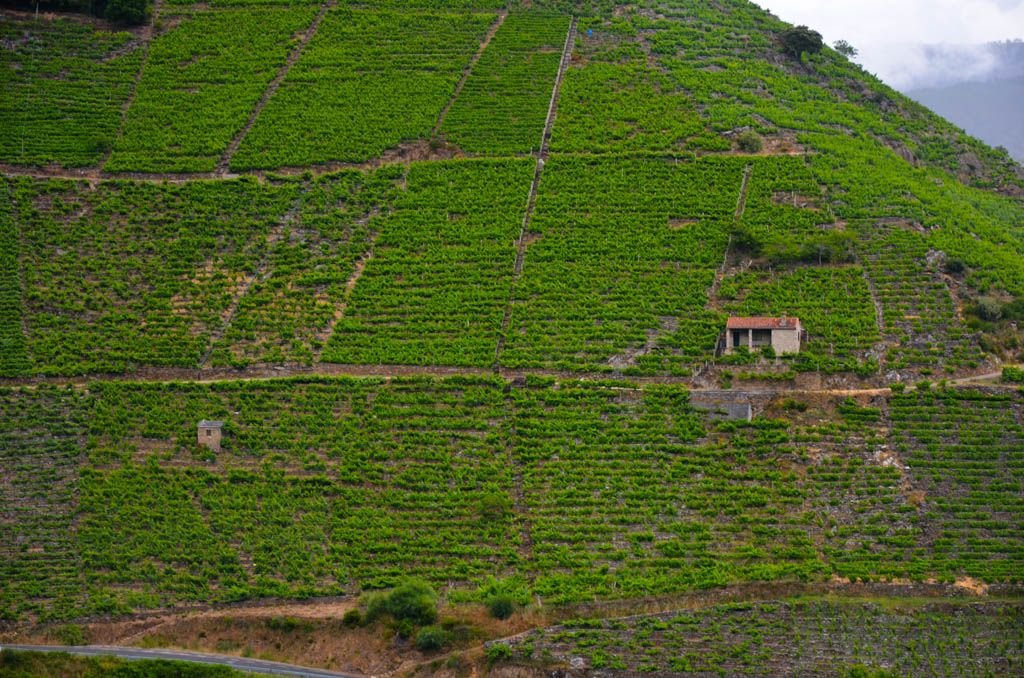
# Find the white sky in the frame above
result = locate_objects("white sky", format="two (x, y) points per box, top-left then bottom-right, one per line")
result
(753, 0), (1024, 89)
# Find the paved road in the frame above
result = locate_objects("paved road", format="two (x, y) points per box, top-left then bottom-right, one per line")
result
(0, 644), (362, 677)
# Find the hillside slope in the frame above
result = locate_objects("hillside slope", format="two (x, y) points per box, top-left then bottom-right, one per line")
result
(2, 0), (1023, 675)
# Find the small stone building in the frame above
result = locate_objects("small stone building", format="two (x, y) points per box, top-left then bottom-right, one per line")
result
(722, 316), (804, 355)
(197, 420), (224, 453)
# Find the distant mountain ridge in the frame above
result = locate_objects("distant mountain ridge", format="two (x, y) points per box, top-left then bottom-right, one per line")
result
(901, 40), (1024, 163)
(907, 76), (1024, 163)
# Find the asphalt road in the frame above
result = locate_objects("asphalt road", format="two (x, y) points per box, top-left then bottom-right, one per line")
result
(0, 644), (362, 677)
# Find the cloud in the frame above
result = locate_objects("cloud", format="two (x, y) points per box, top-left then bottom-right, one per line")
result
(753, 0), (1024, 88)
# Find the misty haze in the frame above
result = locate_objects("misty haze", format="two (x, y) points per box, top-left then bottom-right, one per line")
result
(902, 41), (1024, 163)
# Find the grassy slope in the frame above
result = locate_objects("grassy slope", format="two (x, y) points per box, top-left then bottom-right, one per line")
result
(0, 1), (1023, 672)
(1, 379), (1022, 621)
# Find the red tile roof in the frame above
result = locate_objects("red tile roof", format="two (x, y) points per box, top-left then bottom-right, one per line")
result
(726, 316), (801, 330)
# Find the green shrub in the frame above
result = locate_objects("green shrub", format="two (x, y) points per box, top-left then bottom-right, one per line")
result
(975, 296), (1004, 321)
(780, 26), (824, 58)
(479, 492), (512, 521)
(487, 594), (516, 620)
(781, 398), (808, 412)
(341, 609), (363, 628)
(265, 616), (312, 633)
(1002, 366), (1024, 383)
(737, 130), (764, 153)
(486, 644), (514, 663)
(414, 625), (447, 652)
(394, 618), (416, 640)
(944, 258), (966, 275)
(365, 579), (438, 626)
(55, 623), (87, 645)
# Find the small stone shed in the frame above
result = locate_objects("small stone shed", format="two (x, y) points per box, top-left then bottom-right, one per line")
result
(722, 316), (805, 355)
(197, 420), (224, 453)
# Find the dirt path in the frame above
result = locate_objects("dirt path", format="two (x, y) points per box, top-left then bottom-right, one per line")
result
(537, 17), (578, 158)
(432, 11), (508, 137)
(114, 598), (361, 647)
(3, 149), (806, 186)
(705, 163), (752, 312)
(216, 2), (334, 175)
(950, 370), (1009, 385)
(733, 162), (753, 221)
(0, 362), (927, 397)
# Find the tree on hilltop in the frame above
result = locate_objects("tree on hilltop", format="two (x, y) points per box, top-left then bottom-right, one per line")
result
(834, 39), (859, 58)
(780, 26), (824, 59)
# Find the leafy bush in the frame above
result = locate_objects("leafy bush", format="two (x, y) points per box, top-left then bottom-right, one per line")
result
(781, 398), (808, 412)
(341, 609), (363, 628)
(479, 492), (512, 521)
(55, 623), (87, 645)
(414, 625), (448, 652)
(944, 258), (966, 275)
(737, 130), (764, 153)
(1003, 366), (1024, 383)
(780, 26), (824, 58)
(975, 296), (1004, 321)
(366, 579), (438, 626)
(487, 594), (517, 620)
(265, 616), (312, 632)
(486, 643), (514, 662)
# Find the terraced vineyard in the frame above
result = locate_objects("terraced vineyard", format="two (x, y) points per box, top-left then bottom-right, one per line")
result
(2, 379), (1022, 622)
(322, 159), (534, 367)
(503, 155), (740, 373)
(495, 600), (1024, 675)
(207, 169), (400, 367)
(719, 266), (880, 371)
(890, 389), (1024, 580)
(0, 386), (86, 621)
(7, 177), (297, 374)
(2, 0), (1024, 673)
(440, 11), (572, 154)
(0, 18), (142, 169)
(107, 8), (316, 173)
(232, 8), (496, 169)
